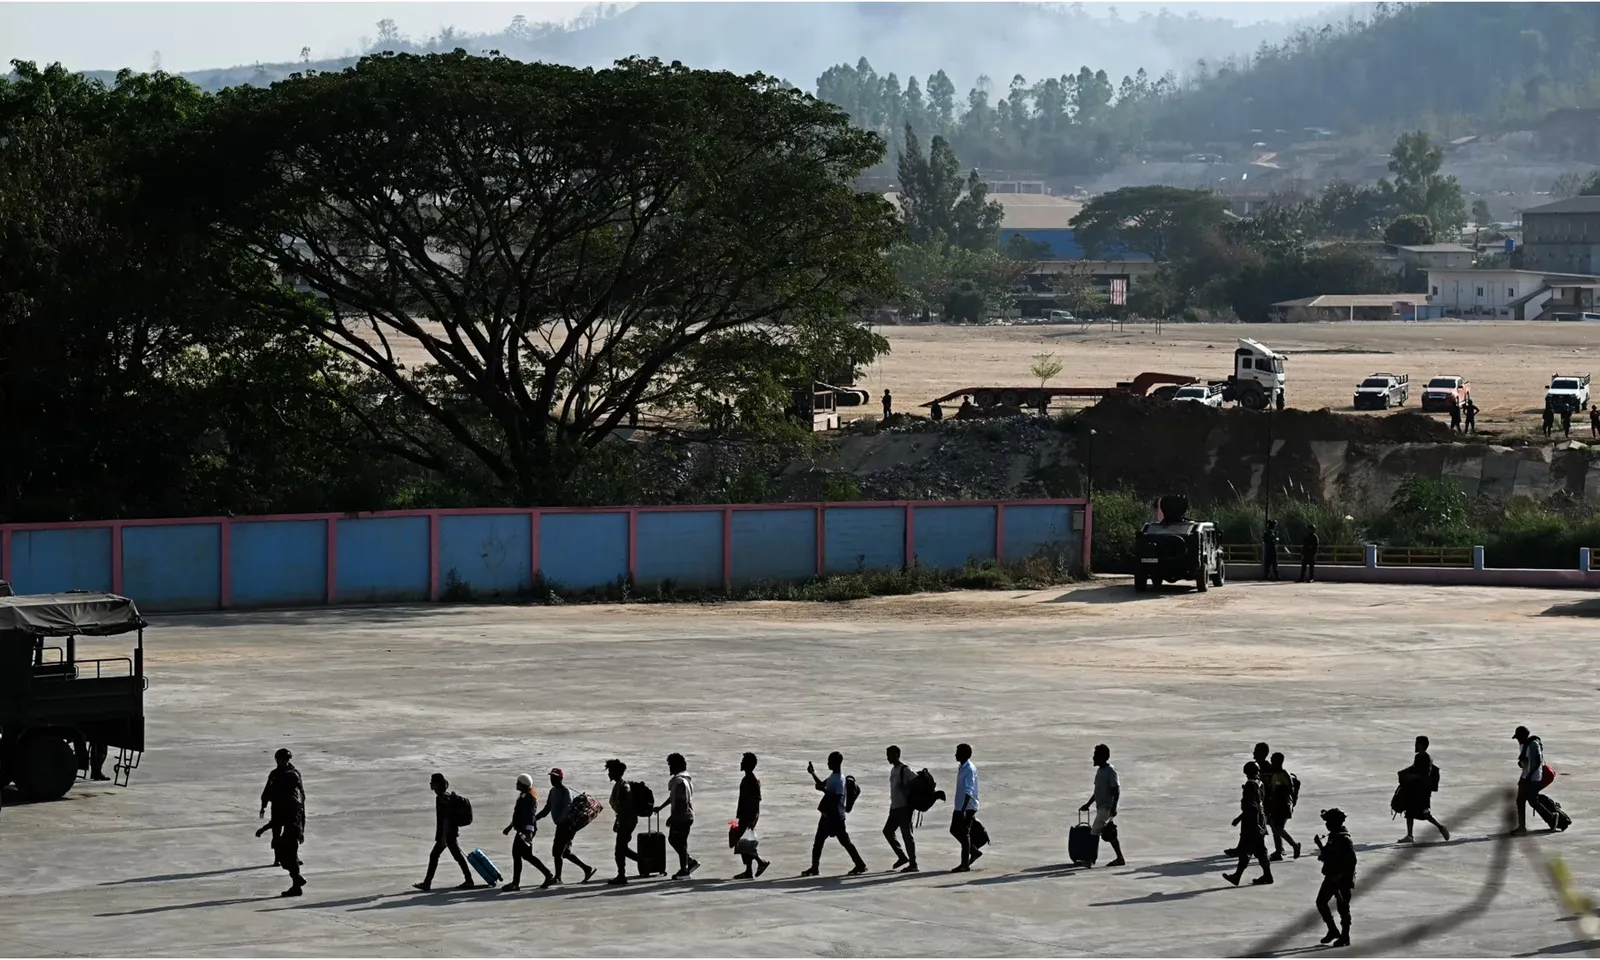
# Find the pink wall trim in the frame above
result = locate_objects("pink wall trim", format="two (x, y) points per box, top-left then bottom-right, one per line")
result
(626, 509), (638, 582)
(994, 504), (1006, 561)
(1082, 503), (1094, 574)
(529, 509), (541, 582)
(428, 514), (441, 602)
(110, 524), (123, 595)
(814, 506), (825, 576)
(219, 520), (233, 609)
(721, 506), (733, 592)
(325, 519), (338, 604)
(903, 503), (916, 570)
(0, 528), (9, 582)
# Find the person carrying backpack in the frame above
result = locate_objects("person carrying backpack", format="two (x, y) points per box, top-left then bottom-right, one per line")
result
(537, 768), (596, 884)
(1397, 736), (1450, 844)
(1313, 808), (1356, 947)
(415, 772), (475, 891)
(883, 745), (919, 873)
(1222, 761), (1273, 887)
(1265, 752), (1302, 861)
(802, 752), (867, 877)
(604, 759), (641, 885)
(502, 773), (554, 891)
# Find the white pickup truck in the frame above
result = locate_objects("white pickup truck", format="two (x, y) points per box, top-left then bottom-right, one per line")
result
(1545, 373), (1592, 414)
(1171, 383), (1224, 408)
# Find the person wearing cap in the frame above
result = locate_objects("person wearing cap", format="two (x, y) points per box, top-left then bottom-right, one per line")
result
(255, 747), (306, 897)
(1513, 725), (1546, 834)
(415, 772), (475, 891)
(1222, 760), (1273, 886)
(503, 774), (555, 891)
(538, 768), (595, 884)
(1313, 808), (1356, 947)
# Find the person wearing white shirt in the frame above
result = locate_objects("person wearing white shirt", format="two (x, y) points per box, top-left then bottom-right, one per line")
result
(950, 743), (985, 872)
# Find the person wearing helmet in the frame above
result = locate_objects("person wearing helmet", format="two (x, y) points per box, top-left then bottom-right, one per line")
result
(1222, 760), (1273, 887)
(255, 748), (306, 897)
(1313, 808), (1356, 947)
(503, 773), (554, 891)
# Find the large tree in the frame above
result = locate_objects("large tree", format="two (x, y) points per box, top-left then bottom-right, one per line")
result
(1386, 130), (1467, 236)
(178, 53), (898, 505)
(895, 125), (1003, 253)
(1069, 185), (1227, 261)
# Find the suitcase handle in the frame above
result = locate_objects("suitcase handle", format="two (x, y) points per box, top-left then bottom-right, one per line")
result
(1078, 809), (1092, 827)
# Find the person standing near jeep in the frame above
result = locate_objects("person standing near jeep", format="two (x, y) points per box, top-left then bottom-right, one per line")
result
(1297, 525), (1320, 582)
(802, 752), (867, 877)
(883, 745), (918, 872)
(605, 759), (639, 885)
(415, 772), (474, 891)
(1262, 520), (1281, 581)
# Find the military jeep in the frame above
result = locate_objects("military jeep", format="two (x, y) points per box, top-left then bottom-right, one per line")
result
(1133, 495), (1224, 593)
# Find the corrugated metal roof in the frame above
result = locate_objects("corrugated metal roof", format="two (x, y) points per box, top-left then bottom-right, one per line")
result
(1273, 294), (1431, 308)
(1522, 196), (1600, 215)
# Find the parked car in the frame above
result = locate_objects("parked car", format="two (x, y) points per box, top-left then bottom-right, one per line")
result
(1171, 383), (1224, 408)
(1420, 376), (1470, 412)
(1353, 373), (1410, 410)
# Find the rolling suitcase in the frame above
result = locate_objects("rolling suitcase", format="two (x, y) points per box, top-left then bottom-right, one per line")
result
(1532, 792), (1572, 832)
(1068, 811), (1100, 867)
(467, 847), (502, 886)
(636, 813), (668, 877)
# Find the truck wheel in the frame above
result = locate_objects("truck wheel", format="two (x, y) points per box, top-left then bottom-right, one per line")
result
(1196, 563), (1209, 592)
(1383, 396), (1391, 410)
(17, 733), (76, 801)
(1134, 574), (1147, 592)
(1240, 390), (1266, 411)
(999, 390), (1020, 407)
(1212, 561), (1226, 587)
(1276, 391), (1286, 411)
(975, 391), (997, 408)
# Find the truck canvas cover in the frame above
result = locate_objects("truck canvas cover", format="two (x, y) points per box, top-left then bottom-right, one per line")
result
(0, 592), (146, 637)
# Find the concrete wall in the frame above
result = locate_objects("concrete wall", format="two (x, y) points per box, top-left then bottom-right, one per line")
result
(0, 501), (1090, 612)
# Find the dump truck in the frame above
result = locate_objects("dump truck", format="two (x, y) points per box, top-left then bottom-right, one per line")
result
(1353, 373), (1410, 410)
(1545, 373), (1592, 414)
(0, 591), (148, 801)
(1420, 376), (1470, 412)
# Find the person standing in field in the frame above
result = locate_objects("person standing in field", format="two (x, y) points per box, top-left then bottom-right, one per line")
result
(502, 773), (555, 891)
(1314, 808), (1355, 947)
(1463, 397), (1478, 434)
(1298, 526), (1320, 583)
(1261, 520), (1281, 581)
(1222, 761), (1274, 887)
(653, 753), (699, 880)
(605, 759), (640, 886)
(1589, 404), (1599, 438)
(882, 389), (893, 420)
(950, 743), (984, 872)
(1265, 752), (1301, 861)
(732, 752), (770, 879)
(415, 773), (474, 891)
(256, 747), (306, 897)
(1448, 399), (1461, 433)
(537, 768), (596, 884)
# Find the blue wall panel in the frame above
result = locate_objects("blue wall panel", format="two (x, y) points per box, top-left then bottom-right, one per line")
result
(731, 509), (817, 585)
(231, 520), (328, 608)
(439, 514), (531, 598)
(912, 506), (997, 571)
(336, 516), (430, 603)
(541, 513), (627, 590)
(636, 512), (723, 589)
(124, 524), (221, 611)
(823, 507), (906, 574)
(1003, 505), (1082, 566)
(8, 528), (112, 595)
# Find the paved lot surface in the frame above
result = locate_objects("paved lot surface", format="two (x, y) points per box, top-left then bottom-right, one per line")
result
(2, 580), (1597, 957)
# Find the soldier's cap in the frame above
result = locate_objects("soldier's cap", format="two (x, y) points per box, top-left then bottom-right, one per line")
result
(274, 747), (292, 760)
(1320, 807), (1347, 824)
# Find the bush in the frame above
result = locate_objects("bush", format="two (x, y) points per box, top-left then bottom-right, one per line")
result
(1088, 488), (1153, 574)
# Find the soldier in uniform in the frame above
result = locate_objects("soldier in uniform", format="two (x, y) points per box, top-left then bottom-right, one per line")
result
(256, 748), (306, 897)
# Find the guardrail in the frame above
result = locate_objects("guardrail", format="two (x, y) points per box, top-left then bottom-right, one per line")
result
(1377, 545), (1473, 568)
(1222, 544), (1366, 566)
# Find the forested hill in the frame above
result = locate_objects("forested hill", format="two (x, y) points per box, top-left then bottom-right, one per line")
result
(811, 2), (1600, 180)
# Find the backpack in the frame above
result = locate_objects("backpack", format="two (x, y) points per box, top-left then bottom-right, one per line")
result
(568, 793), (603, 830)
(844, 775), (861, 813)
(1429, 764), (1441, 793)
(628, 781), (655, 819)
(908, 768), (940, 813)
(447, 792), (473, 827)
(1289, 772), (1302, 807)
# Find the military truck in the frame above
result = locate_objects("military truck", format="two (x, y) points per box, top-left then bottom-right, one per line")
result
(1134, 495), (1224, 593)
(0, 592), (147, 801)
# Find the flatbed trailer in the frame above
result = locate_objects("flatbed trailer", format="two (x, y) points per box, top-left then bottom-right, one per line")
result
(923, 372), (1199, 412)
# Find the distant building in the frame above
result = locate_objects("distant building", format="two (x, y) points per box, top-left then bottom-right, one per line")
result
(1425, 267), (1600, 320)
(1392, 243), (1475, 270)
(1520, 195), (1600, 274)
(1271, 294), (1432, 323)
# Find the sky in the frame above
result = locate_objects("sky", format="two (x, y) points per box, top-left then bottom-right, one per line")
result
(0, 1), (1346, 75)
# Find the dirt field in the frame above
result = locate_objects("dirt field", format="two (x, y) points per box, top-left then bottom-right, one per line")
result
(862, 321), (1600, 432)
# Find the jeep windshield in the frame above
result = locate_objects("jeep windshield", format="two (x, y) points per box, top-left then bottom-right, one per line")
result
(1426, 378), (1459, 388)
(1552, 379), (1580, 390)
(1359, 378), (1390, 388)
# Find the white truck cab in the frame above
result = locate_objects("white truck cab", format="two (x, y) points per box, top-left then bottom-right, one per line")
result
(1546, 373), (1592, 414)
(1227, 338), (1287, 410)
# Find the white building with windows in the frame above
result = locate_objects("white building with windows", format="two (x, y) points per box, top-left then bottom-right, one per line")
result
(1425, 268), (1600, 319)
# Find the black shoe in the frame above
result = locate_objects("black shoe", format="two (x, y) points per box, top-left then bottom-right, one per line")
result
(1223, 848), (1239, 857)
(1270, 851), (1283, 862)
(1221, 872), (1241, 886)
(1105, 857), (1126, 867)
(582, 865), (597, 883)
(756, 860), (770, 877)
(503, 883), (521, 892)
(280, 885), (303, 897)
(540, 876), (556, 890)
(686, 858), (700, 877)
(891, 855), (909, 870)
(412, 882), (431, 892)
(456, 879), (476, 890)
(91, 771), (110, 781)
(800, 867), (819, 877)
(901, 862), (919, 873)
(1293, 842), (1302, 859)
(950, 864), (970, 873)
(1333, 935), (1350, 947)
(732, 870), (753, 880)
(1320, 930), (1340, 944)
(970, 848), (984, 865)
(1252, 875), (1274, 885)
(606, 875), (628, 886)
(847, 864), (868, 876)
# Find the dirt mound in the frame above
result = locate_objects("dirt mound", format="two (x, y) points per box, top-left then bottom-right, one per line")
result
(1079, 394), (1455, 445)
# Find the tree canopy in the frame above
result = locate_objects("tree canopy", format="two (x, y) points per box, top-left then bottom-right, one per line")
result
(1068, 186), (1227, 261)
(895, 125), (1003, 253)
(175, 52), (899, 506)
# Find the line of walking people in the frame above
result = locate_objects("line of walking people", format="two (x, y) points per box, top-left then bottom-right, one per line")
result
(254, 727), (1570, 950)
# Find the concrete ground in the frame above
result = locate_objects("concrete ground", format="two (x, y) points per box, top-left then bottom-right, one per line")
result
(2, 580), (1598, 957)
